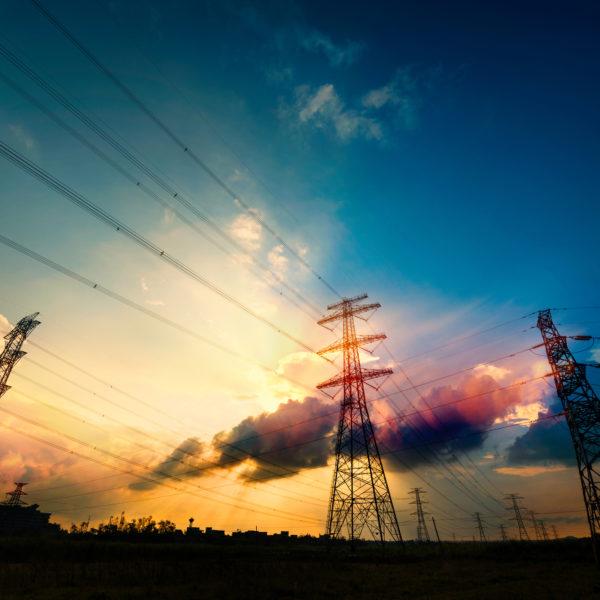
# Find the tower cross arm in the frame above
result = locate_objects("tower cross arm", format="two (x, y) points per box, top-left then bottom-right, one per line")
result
(317, 303), (382, 327)
(318, 333), (387, 355)
(317, 367), (393, 390)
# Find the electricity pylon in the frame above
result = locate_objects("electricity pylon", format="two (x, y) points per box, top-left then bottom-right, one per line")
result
(539, 520), (549, 542)
(551, 525), (559, 540)
(537, 309), (600, 559)
(475, 512), (487, 542)
(409, 487), (430, 542)
(317, 294), (402, 543)
(506, 494), (530, 540)
(499, 524), (508, 542)
(529, 510), (542, 540)
(4, 482), (27, 506)
(0, 312), (40, 398)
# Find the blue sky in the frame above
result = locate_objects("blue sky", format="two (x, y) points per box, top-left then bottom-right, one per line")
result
(0, 0), (599, 537)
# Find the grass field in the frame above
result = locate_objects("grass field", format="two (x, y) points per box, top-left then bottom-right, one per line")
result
(0, 536), (599, 599)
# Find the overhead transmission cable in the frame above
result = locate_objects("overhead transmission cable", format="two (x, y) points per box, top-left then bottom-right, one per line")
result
(29, 0), (341, 298)
(0, 233), (316, 395)
(0, 141), (331, 362)
(21, 383), (557, 506)
(0, 417), (321, 526)
(0, 47), (323, 320)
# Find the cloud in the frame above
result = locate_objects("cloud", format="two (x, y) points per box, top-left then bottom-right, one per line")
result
(267, 244), (289, 276)
(505, 399), (575, 467)
(361, 67), (434, 130)
(212, 396), (337, 481)
(129, 437), (205, 491)
(376, 372), (542, 470)
(292, 83), (383, 142)
(300, 30), (364, 67)
(229, 213), (263, 252)
(8, 124), (37, 151)
(137, 395), (337, 489)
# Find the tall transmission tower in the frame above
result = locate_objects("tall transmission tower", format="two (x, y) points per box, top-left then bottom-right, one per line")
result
(551, 525), (559, 540)
(537, 309), (600, 558)
(499, 524), (508, 542)
(317, 295), (402, 542)
(0, 312), (41, 398)
(409, 487), (430, 542)
(529, 510), (542, 540)
(4, 482), (27, 506)
(506, 494), (530, 541)
(474, 512), (487, 542)
(538, 520), (549, 542)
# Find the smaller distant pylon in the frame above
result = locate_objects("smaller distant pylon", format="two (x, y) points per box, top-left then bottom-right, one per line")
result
(4, 482), (28, 506)
(409, 488), (430, 542)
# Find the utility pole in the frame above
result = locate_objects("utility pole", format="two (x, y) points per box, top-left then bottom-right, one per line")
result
(475, 512), (487, 542)
(506, 494), (530, 541)
(317, 295), (402, 542)
(539, 520), (549, 542)
(4, 482), (27, 506)
(529, 510), (542, 540)
(0, 312), (40, 397)
(499, 524), (508, 542)
(551, 525), (559, 540)
(537, 309), (600, 561)
(409, 487), (430, 542)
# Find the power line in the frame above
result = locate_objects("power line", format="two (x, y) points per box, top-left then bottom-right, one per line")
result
(0, 141), (330, 361)
(0, 233), (316, 394)
(0, 404), (323, 524)
(29, 0), (342, 298)
(0, 65), (323, 321)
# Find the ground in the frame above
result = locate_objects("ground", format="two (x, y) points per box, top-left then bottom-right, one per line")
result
(0, 537), (598, 599)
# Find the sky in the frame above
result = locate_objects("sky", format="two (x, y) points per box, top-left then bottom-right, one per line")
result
(0, 0), (599, 541)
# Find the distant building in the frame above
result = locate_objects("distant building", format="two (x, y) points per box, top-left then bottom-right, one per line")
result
(204, 526), (225, 538)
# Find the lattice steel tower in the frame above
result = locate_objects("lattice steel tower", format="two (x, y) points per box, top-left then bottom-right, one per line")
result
(317, 294), (402, 542)
(537, 309), (600, 558)
(409, 487), (430, 542)
(475, 512), (487, 542)
(506, 494), (529, 541)
(4, 482), (27, 506)
(0, 312), (40, 398)
(529, 510), (542, 541)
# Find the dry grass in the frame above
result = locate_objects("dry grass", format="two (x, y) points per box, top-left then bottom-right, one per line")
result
(0, 537), (599, 599)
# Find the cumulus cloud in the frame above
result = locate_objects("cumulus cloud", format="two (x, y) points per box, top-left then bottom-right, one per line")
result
(506, 399), (574, 467)
(229, 213), (263, 252)
(282, 65), (441, 143)
(137, 396), (337, 489)
(300, 30), (364, 67)
(293, 83), (383, 142)
(267, 244), (289, 276)
(377, 372), (542, 470)
(129, 437), (205, 491)
(212, 396), (337, 481)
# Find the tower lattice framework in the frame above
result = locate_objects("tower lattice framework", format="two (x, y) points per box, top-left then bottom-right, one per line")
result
(0, 312), (40, 398)
(475, 512), (487, 542)
(409, 487), (430, 542)
(506, 494), (529, 541)
(4, 482), (27, 506)
(317, 294), (402, 542)
(537, 309), (600, 557)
